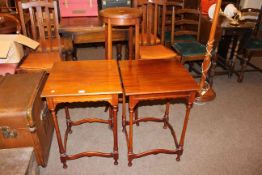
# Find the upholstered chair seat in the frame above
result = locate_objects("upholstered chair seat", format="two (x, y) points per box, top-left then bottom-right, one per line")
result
(172, 41), (206, 57)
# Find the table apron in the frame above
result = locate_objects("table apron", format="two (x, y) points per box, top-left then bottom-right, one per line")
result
(128, 91), (197, 108)
(46, 94), (119, 110)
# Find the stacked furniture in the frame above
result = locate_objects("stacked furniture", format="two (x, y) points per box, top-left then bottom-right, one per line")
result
(17, 1), (63, 73)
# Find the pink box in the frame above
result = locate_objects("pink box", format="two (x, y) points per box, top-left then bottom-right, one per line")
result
(59, 0), (98, 17)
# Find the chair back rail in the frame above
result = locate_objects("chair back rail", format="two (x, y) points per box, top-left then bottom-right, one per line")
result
(171, 8), (201, 44)
(134, 0), (167, 45)
(18, 1), (60, 52)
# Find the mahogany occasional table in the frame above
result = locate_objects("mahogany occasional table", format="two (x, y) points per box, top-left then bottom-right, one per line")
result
(100, 7), (141, 60)
(41, 60), (122, 168)
(119, 59), (199, 166)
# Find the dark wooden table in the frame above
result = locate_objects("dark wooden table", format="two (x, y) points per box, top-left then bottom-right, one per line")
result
(119, 59), (199, 166)
(200, 15), (255, 76)
(41, 60), (122, 168)
(218, 16), (255, 76)
(59, 16), (129, 60)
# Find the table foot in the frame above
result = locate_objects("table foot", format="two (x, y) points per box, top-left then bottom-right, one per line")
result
(63, 163), (68, 169)
(114, 160), (118, 165)
(128, 161), (133, 167)
(176, 145), (183, 161)
(237, 76), (243, 83)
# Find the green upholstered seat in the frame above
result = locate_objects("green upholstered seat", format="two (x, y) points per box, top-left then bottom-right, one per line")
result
(164, 32), (196, 43)
(172, 41), (206, 57)
(246, 38), (262, 50)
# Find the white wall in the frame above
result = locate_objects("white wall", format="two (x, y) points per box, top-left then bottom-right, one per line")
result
(240, 0), (262, 8)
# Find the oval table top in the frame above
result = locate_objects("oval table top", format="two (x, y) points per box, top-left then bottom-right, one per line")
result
(100, 7), (141, 19)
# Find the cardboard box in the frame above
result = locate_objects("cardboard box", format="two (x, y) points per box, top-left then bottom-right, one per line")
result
(59, 0), (98, 17)
(0, 34), (39, 64)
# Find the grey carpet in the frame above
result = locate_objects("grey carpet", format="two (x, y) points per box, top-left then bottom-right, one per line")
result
(40, 46), (262, 175)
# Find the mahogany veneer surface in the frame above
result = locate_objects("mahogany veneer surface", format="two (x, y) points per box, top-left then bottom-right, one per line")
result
(42, 60), (122, 97)
(119, 59), (199, 95)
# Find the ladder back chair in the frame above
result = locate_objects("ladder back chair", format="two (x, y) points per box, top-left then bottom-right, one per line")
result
(237, 6), (262, 82)
(164, 0), (185, 46)
(17, 0), (63, 73)
(171, 8), (205, 63)
(170, 7), (217, 81)
(134, 0), (178, 59)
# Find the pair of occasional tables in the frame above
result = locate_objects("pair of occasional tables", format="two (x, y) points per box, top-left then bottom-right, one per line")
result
(42, 59), (198, 168)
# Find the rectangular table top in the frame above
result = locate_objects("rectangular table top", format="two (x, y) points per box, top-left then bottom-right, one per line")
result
(59, 17), (103, 33)
(119, 59), (199, 96)
(42, 60), (122, 98)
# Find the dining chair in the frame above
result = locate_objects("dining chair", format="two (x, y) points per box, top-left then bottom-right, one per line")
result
(17, 0), (63, 73)
(164, 0), (185, 46)
(237, 6), (262, 82)
(170, 8), (206, 64)
(134, 0), (178, 60)
(0, 13), (21, 76)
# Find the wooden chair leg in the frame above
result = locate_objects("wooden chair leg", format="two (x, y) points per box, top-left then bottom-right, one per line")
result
(238, 52), (251, 83)
(188, 62), (194, 72)
(163, 101), (170, 129)
(116, 43), (122, 60)
(72, 45), (78, 61)
(209, 55), (218, 87)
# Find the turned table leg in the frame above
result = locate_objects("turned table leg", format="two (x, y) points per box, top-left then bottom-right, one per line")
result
(112, 105), (119, 165)
(128, 106), (134, 167)
(177, 96), (194, 161)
